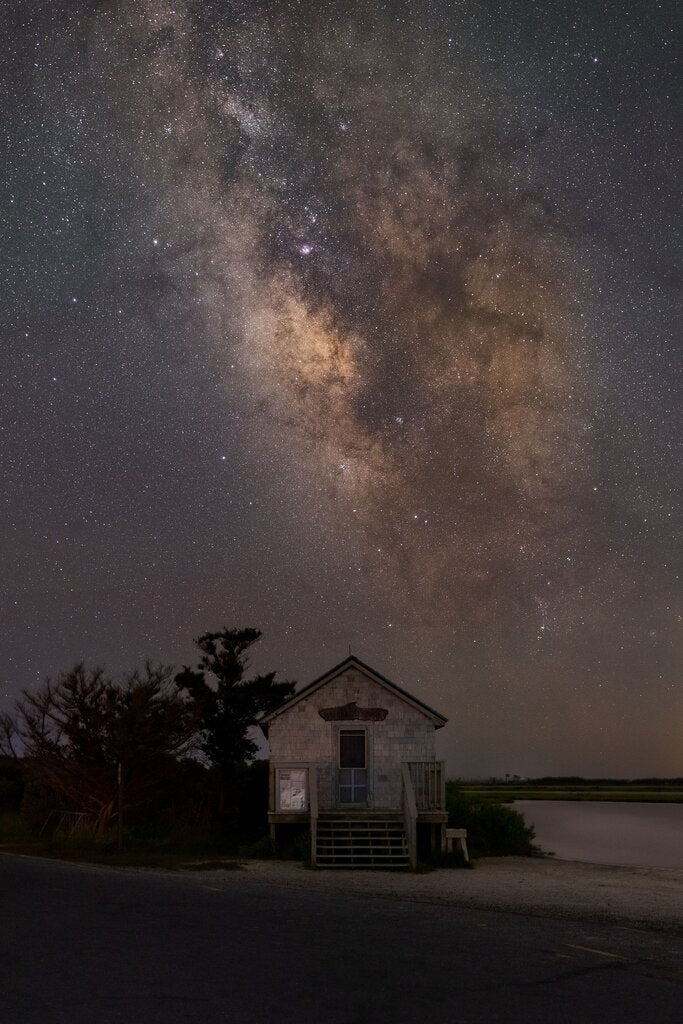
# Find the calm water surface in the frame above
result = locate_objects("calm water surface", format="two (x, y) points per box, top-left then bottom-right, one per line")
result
(514, 800), (683, 869)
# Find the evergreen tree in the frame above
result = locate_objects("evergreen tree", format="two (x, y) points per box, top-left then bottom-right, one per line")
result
(175, 628), (295, 783)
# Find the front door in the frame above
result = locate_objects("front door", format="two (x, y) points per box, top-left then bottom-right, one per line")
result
(338, 728), (367, 805)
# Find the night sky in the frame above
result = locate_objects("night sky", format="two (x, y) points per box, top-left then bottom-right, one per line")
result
(1, 0), (680, 777)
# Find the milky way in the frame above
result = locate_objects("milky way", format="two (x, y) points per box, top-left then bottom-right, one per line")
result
(1, 1), (680, 775)
(94, 1), (591, 614)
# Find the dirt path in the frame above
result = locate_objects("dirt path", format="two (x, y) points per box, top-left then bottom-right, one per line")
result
(223, 856), (683, 932)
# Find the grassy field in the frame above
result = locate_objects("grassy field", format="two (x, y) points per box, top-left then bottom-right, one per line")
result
(0, 843), (246, 870)
(0, 810), (241, 868)
(0, 807), (289, 869)
(457, 784), (683, 803)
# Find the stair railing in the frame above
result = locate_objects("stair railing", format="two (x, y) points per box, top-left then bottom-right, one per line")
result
(309, 763), (318, 867)
(407, 761), (445, 810)
(401, 763), (418, 869)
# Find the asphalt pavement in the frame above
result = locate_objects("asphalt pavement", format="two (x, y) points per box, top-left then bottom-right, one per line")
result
(1, 853), (681, 1023)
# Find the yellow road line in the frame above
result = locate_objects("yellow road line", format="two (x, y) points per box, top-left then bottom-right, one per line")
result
(565, 944), (630, 961)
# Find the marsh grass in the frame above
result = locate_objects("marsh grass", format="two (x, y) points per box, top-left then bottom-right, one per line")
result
(460, 785), (683, 803)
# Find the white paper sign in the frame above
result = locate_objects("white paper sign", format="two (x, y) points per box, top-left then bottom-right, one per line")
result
(278, 769), (307, 810)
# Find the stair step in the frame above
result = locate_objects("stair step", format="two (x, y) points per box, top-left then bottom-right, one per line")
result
(317, 852), (408, 858)
(317, 856), (409, 862)
(317, 864), (410, 870)
(315, 820), (406, 827)
(317, 860), (410, 866)
(317, 831), (405, 839)
(317, 826), (405, 831)
(318, 846), (405, 850)
(317, 818), (402, 823)
(317, 821), (404, 826)
(318, 838), (404, 843)
(314, 814), (410, 868)
(318, 845), (406, 850)
(319, 843), (409, 851)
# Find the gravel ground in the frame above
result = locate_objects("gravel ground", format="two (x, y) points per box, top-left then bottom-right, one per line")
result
(201, 856), (683, 933)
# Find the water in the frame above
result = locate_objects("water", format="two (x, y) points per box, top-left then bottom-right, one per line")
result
(514, 800), (683, 869)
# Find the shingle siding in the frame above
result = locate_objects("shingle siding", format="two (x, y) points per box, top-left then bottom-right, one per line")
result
(268, 666), (437, 811)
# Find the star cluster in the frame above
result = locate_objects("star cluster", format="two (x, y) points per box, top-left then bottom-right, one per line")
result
(1, 1), (679, 776)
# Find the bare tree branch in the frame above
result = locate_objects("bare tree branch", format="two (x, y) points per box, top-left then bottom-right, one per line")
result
(0, 711), (20, 758)
(15, 662), (200, 827)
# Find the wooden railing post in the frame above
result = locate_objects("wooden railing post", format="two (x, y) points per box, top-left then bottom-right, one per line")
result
(407, 761), (446, 811)
(401, 763), (418, 869)
(309, 763), (318, 867)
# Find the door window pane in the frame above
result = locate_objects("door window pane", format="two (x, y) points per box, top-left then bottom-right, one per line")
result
(339, 768), (367, 804)
(339, 730), (365, 768)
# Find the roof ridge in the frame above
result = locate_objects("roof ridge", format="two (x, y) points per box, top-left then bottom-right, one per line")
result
(260, 655), (447, 728)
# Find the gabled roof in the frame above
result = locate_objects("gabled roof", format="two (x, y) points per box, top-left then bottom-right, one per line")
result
(260, 655), (448, 730)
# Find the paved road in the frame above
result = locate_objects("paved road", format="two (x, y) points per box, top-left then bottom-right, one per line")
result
(1, 854), (681, 1023)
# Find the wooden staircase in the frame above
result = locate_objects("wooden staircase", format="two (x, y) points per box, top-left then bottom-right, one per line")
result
(315, 814), (410, 868)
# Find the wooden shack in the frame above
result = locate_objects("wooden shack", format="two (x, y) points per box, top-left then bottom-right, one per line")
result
(260, 655), (448, 868)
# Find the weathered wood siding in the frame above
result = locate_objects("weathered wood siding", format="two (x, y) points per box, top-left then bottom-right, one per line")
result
(268, 665), (436, 810)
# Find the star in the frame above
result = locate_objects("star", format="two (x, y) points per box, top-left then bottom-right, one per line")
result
(0, 0), (677, 780)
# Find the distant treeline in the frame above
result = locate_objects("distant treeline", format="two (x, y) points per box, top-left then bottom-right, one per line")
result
(457, 778), (683, 804)
(473, 777), (683, 786)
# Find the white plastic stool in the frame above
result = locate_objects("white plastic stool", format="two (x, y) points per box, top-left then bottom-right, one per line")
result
(445, 827), (469, 862)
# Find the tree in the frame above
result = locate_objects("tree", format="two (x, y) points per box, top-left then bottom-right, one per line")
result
(175, 628), (295, 784)
(0, 711), (19, 758)
(15, 662), (198, 832)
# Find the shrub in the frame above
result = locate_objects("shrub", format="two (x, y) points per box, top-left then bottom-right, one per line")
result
(20, 781), (61, 837)
(468, 801), (537, 856)
(236, 759), (269, 840)
(0, 811), (31, 843)
(237, 835), (276, 859)
(0, 757), (24, 811)
(446, 783), (536, 857)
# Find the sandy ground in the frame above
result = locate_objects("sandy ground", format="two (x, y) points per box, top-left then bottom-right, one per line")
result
(207, 857), (683, 933)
